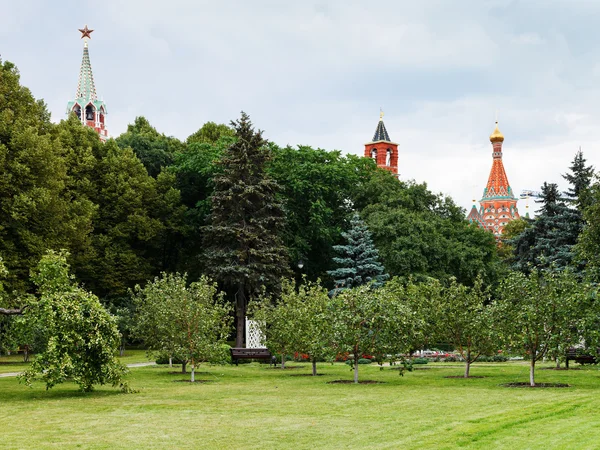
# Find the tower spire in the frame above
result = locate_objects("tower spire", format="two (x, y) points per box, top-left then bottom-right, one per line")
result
(66, 26), (109, 141)
(364, 110), (399, 175)
(467, 121), (519, 237)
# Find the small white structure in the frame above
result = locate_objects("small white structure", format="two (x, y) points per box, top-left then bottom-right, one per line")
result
(245, 318), (266, 348)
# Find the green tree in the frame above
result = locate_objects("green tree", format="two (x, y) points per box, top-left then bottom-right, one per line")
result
(327, 213), (389, 295)
(187, 121), (235, 145)
(20, 251), (128, 392)
(172, 136), (234, 279)
(562, 150), (595, 211)
(116, 116), (184, 178)
(252, 289), (296, 369)
(82, 141), (186, 298)
(133, 273), (232, 382)
(362, 184), (499, 286)
(492, 269), (586, 386)
(253, 278), (334, 374)
(202, 112), (289, 346)
(434, 278), (497, 377)
(0, 60), (95, 293)
(268, 146), (377, 281)
(330, 284), (413, 383)
(578, 176), (600, 280)
(511, 182), (581, 272)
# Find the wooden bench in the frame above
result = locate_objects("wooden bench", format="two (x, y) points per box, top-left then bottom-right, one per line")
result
(230, 347), (275, 366)
(566, 348), (598, 368)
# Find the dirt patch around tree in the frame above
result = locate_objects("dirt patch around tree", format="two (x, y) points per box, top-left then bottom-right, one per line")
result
(501, 382), (570, 388)
(288, 373), (324, 377)
(168, 371), (211, 375)
(444, 376), (486, 379)
(327, 380), (385, 384)
(267, 366), (303, 369)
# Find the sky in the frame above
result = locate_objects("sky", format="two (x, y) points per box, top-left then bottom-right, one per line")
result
(2, 0), (600, 214)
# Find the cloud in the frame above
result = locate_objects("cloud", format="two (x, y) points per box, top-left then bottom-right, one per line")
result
(2, 0), (600, 216)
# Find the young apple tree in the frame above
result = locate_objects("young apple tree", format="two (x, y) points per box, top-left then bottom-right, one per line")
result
(133, 273), (232, 382)
(435, 277), (497, 377)
(492, 269), (586, 386)
(330, 283), (413, 383)
(20, 251), (128, 392)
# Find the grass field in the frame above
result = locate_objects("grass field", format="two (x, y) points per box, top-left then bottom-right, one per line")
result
(1, 359), (599, 449)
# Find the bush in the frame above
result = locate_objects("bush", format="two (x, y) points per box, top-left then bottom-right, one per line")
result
(344, 358), (373, 366)
(412, 358), (429, 365)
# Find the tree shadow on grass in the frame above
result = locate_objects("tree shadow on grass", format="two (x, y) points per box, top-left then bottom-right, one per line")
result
(0, 383), (127, 403)
(172, 379), (212, 383)
(327, 380), (385, 384)
(288, 373), (324, 377)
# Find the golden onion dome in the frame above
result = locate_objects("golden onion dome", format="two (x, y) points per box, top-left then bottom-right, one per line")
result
(490, 121), (504, 143)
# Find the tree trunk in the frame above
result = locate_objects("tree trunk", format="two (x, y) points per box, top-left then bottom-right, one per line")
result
(23, 348), (29, 363)
(555, 357), (560, 369)
(530, 358), (536, 387)
(191, 364), (195, 383)
(236, 283), (246, 348)
(181, 361), (187, 374)
(464, 360), (471, 378)
(281, 353), (286, 369)
(354, 351), (359, 384)
(119, 342), (125, 357)
(169, 356), (173, 368)
(312, 358), (317, 376)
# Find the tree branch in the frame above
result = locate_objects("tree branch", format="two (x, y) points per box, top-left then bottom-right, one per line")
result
(0, 306), (27, 315)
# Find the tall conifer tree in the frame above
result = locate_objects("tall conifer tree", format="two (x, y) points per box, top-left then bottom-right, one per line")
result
(327, 213), (389, 295)
(203, 112), (289, 347)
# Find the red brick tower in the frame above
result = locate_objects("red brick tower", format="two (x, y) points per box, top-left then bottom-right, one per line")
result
(468, 122), (519, 236)
(364, 112), (398, 175)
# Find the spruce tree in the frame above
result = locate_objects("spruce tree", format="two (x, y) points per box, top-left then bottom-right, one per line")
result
(202, 112), (289, 347)
(562, 150), (595, 211)
(511, 182), (580, 272)
(327, 213), (389, 295)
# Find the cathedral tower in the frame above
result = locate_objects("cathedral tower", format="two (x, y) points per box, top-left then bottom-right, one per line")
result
(467, 122), (519, 236)
(364, 112), (398, 175)
(66, 26), (109, 141)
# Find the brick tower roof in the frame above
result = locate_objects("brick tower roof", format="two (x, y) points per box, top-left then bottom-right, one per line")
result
(372, 114), (391, 142)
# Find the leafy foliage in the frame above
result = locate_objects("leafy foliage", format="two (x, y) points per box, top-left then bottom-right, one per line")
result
(116, 116), (184, 178)
(330, 284), (414, 383)
(253, 278), (334, 373)
(361, 179), (500, 286)
(491, 269), (589, 386)
(133, 272), (232, 381)
(20, 251), (128, 392)
(268, 146), (377, 281)
(430, 277), (496, 377)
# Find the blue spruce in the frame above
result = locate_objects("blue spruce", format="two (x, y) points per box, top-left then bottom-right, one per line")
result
(327, 213), (389, 295)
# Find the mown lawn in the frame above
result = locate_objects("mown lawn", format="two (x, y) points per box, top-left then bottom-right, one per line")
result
(0, 360), (599, 449)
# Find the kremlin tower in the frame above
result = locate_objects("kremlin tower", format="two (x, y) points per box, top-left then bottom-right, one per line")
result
(364, 112), (398, 175)
(66, 26), (109, 141)
(467, 121), (519, 236)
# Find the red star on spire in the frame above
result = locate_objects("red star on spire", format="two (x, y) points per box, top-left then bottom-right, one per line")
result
(79, 25), (94, 39)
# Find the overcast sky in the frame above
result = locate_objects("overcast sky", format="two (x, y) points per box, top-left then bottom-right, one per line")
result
(2, 0), (600, 214)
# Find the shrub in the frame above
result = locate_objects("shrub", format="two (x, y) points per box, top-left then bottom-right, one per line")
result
(412, 358), (429, 365)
